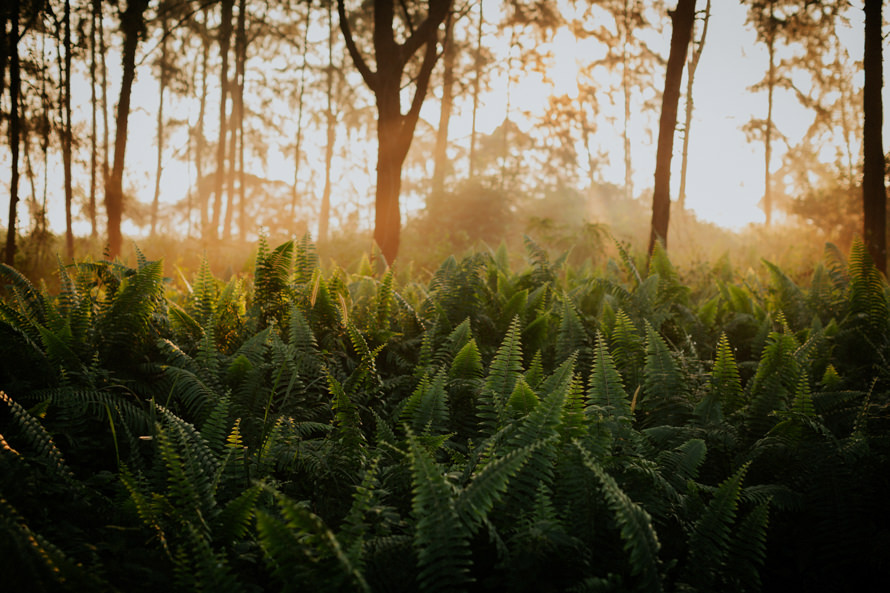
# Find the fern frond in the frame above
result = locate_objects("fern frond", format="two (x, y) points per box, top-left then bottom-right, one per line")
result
(576, 442), (661, 591)
(479, 316), (524, 433)
(408, 434), (472, 592)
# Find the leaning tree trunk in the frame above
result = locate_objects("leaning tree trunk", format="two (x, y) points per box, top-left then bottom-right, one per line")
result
(4, 3), (21, 266)
(105, 0), (149, 259)
(648, 0), (696, 256)
(863, 0), (886, 274)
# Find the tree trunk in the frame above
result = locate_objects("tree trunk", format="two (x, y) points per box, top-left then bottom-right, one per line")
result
(338, 0), (450, 264)
(99, 0), (109, 193)
(196, 7), (210, 238)
(318, 1), (335, 243)
(432, 11), (455, 197)
(89, 0), (100, 237)
(4, 3), (21, 266)
(62, 0), (74, 258)
(623, 0), (633, 201)
(763, 0), (775, 227)
(291, 0), (311, 219)
(151, 17), (168, 238)
(230, 0), (247, 242)
(469, 0), (483, 179)
(105, 0), (149, 259)
(678, 0), (709, 211)
(210, 0), (234, 241)
(648, 0), (696, 256)
(863, 0), (886, 274)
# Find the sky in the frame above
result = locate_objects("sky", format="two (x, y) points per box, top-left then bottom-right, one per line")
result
(1, 1), (881, 239)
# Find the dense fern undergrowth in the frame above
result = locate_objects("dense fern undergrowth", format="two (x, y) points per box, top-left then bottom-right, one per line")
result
(1, 235), (889, 592)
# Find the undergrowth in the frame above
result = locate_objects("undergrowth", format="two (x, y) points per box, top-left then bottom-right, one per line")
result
(1, 236), (888, 592)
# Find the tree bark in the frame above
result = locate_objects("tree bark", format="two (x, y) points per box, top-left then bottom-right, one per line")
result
(209, 0), (234, 241)
(196, 7), (210, 238)
(677, 0), (709, 210)
(648, 0), (696, 256)
(469, 0), (483, 179)
(62, 0), (74, 258)
(318, 0), (335, 243)
(763, 0), (775, 227)
(151, 16), (168, 238)
(622, 0), (633, 201)
(291, 0), (311, 219)
(863, 0), (886, 274)
(338, 0), (451, 263)
(4, 2), (21, 266)
(432, 11), (455, 197)
(105, 0), (149, 259)
(89, 0), (100, 237)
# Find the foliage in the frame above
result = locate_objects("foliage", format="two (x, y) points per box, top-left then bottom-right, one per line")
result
(1, 238), (888, 591)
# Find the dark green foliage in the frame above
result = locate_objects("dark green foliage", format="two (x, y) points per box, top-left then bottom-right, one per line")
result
(1, 239), (889, 592)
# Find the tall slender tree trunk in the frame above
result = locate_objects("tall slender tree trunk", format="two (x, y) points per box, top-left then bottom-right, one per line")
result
(224, 0), (246, 241)
(99, 0), (109, 192)
(763, 0), (775, 227)
(196, 7), (210, 238)
(105, 0), (150, 259)
(0, 8), (7, 103)
(318, 1), (335, 243)
(677, 0), (709, 210)
(62, 0), (74, 258)
(863, 0), (886, 274)
(4, 3), (21, 266)
(622, 0), (633, 201)
(89, 0), (100, 237)
(432, 11), (455, 196)
(210, 0), (234, 241)
(151, 17), (169, 238)
(469, 0), (483, 179)
(236, 0), (247, 243)
(291, 0), (311, 219)
(648, 0), (696, 256)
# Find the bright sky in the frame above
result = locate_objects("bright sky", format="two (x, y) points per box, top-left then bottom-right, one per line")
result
(1, 1), (881, 238)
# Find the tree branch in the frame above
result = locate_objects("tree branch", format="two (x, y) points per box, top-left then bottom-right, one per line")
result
(337, 0), (376, 89)
(402, 0), (450, 60)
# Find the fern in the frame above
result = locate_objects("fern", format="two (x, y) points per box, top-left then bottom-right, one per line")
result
(576, 442), (662, 591)
(479, 316), (525, 432)
(408, 434), (472, 592)
(587, 332), (631, 419)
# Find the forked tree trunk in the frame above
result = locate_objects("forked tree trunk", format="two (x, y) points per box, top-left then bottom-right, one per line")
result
(105, 0), (149, 259)
(863, 0), (886, 274)
(338, 0), (450, 263)
(648, 0), (696, 256)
